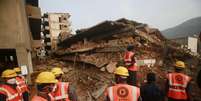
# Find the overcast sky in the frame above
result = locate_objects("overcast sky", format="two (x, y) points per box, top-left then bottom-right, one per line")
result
(39, 0), (201, 32)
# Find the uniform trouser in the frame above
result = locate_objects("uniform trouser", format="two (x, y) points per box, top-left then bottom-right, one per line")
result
(168, 97), (188, 101)
(127, 70), (137, 86)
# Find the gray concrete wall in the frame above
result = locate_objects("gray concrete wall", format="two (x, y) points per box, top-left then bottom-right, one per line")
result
(0, 0), (33, 76)
(0, 0), (32, 49)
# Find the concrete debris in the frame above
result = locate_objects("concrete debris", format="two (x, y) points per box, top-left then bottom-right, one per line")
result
(100, 67), (106, 72)
(86, 91), (92, 101)
(106, 62), (117, 73)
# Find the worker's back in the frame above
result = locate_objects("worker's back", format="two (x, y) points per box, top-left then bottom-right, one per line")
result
(167, 72), (191, 100)
(106, 84), (140, 101)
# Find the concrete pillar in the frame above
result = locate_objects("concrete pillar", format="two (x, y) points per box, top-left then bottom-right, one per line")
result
(16, 47), (33, 84)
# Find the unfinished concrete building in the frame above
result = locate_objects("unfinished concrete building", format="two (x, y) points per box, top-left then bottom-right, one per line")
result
(42, 13), (72, 52)
(0, 0), (41, 77)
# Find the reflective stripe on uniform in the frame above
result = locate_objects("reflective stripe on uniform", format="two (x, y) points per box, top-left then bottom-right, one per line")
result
(108, 87), (114, 101)
(48, 93), (55, 101)
(132, 86), (137, 101)
(16, 80), (25, 85)
(169, 74), (173, 85)
(61, 83), (67, 98)
(8, 94), (19, 100)
(0, 87), (20, 101)
(171, 83), (186, 87)
(184, 76), (189, 86)
(169, 88), (185, 92)
(169, 74), (188, 88)
(17, 85), (27, 89)
(54, 82), (69, 100)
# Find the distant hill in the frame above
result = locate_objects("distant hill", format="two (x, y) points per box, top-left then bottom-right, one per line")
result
(162, 17), (201, 39)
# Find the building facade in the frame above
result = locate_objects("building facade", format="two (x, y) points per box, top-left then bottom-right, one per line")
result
(0, 0), (41, 82)
(42, 13), (72, 52)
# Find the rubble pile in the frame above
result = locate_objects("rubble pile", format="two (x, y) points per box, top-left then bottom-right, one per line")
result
(57, 18), (165, 70)
(33, 18), (201, 100)
(32, 59), (113, 101)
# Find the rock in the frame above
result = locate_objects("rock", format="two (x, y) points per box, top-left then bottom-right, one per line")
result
(86, 91), (93, 101)
(106, 62), (117, 73)
(63, 67), (72, 73)
(100, 67), (106, 72)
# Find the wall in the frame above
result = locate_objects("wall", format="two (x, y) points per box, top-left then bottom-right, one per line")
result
(48, 13), (70, 50)
(49, 14), (60, 22)
(188, 37), (198, 53)
(0, 0), (33, 74)
(0, 0), (32, 49)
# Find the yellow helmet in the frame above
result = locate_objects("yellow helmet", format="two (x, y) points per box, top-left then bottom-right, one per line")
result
(51, 67), (64, 76)
(2, 69), (17, 78)
(114, 66), (129, 76)
(35, 72), (58, 84)
(13, 67), (21, 73)
(175, 61), (185, 69)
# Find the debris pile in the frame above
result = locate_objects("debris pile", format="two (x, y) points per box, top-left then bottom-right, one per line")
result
(33, 18), (201, 100)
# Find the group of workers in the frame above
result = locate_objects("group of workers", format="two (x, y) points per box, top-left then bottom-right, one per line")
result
(0, 45), (192, 101)
(110, 45), (192, 101)
(0, 67), (77, 101)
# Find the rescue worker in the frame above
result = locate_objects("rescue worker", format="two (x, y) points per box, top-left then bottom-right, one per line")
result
(13, 67), (29, 101)
(32, 71), (58, 101)
(105, 66), (141, 101)
(141, 73), (164, 101)
(0, 69), (22, 101)
(124, 45), (138, 86)
(50, 67), (77, 101)
(166, 61), (192, 101)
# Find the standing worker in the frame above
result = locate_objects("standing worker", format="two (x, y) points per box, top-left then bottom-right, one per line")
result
(50, 67), (77, 101)
(124, 45), (138, 86)
(31, 72), (58, 101)
(166, 61), (192, 101)
(105, 66), (141, 101)
(0, 69), (22, 101)
(14, 67), (29, 101)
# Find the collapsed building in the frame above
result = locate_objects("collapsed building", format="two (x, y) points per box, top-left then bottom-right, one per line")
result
(33, 18), (201, 100)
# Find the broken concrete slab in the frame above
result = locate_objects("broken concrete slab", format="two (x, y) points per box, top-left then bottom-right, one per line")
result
(106, 62), (117, 73)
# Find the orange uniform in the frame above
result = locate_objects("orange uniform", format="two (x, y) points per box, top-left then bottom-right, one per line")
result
(124, 51), (137, 71)
(106, 84), (140, 101)
(51, 82), (70, 101)
(0, 84), (22, 101)
(167, 73), (191, 100)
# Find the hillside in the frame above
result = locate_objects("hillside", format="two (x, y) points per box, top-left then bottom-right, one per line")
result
(162, 17), (201, 39)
